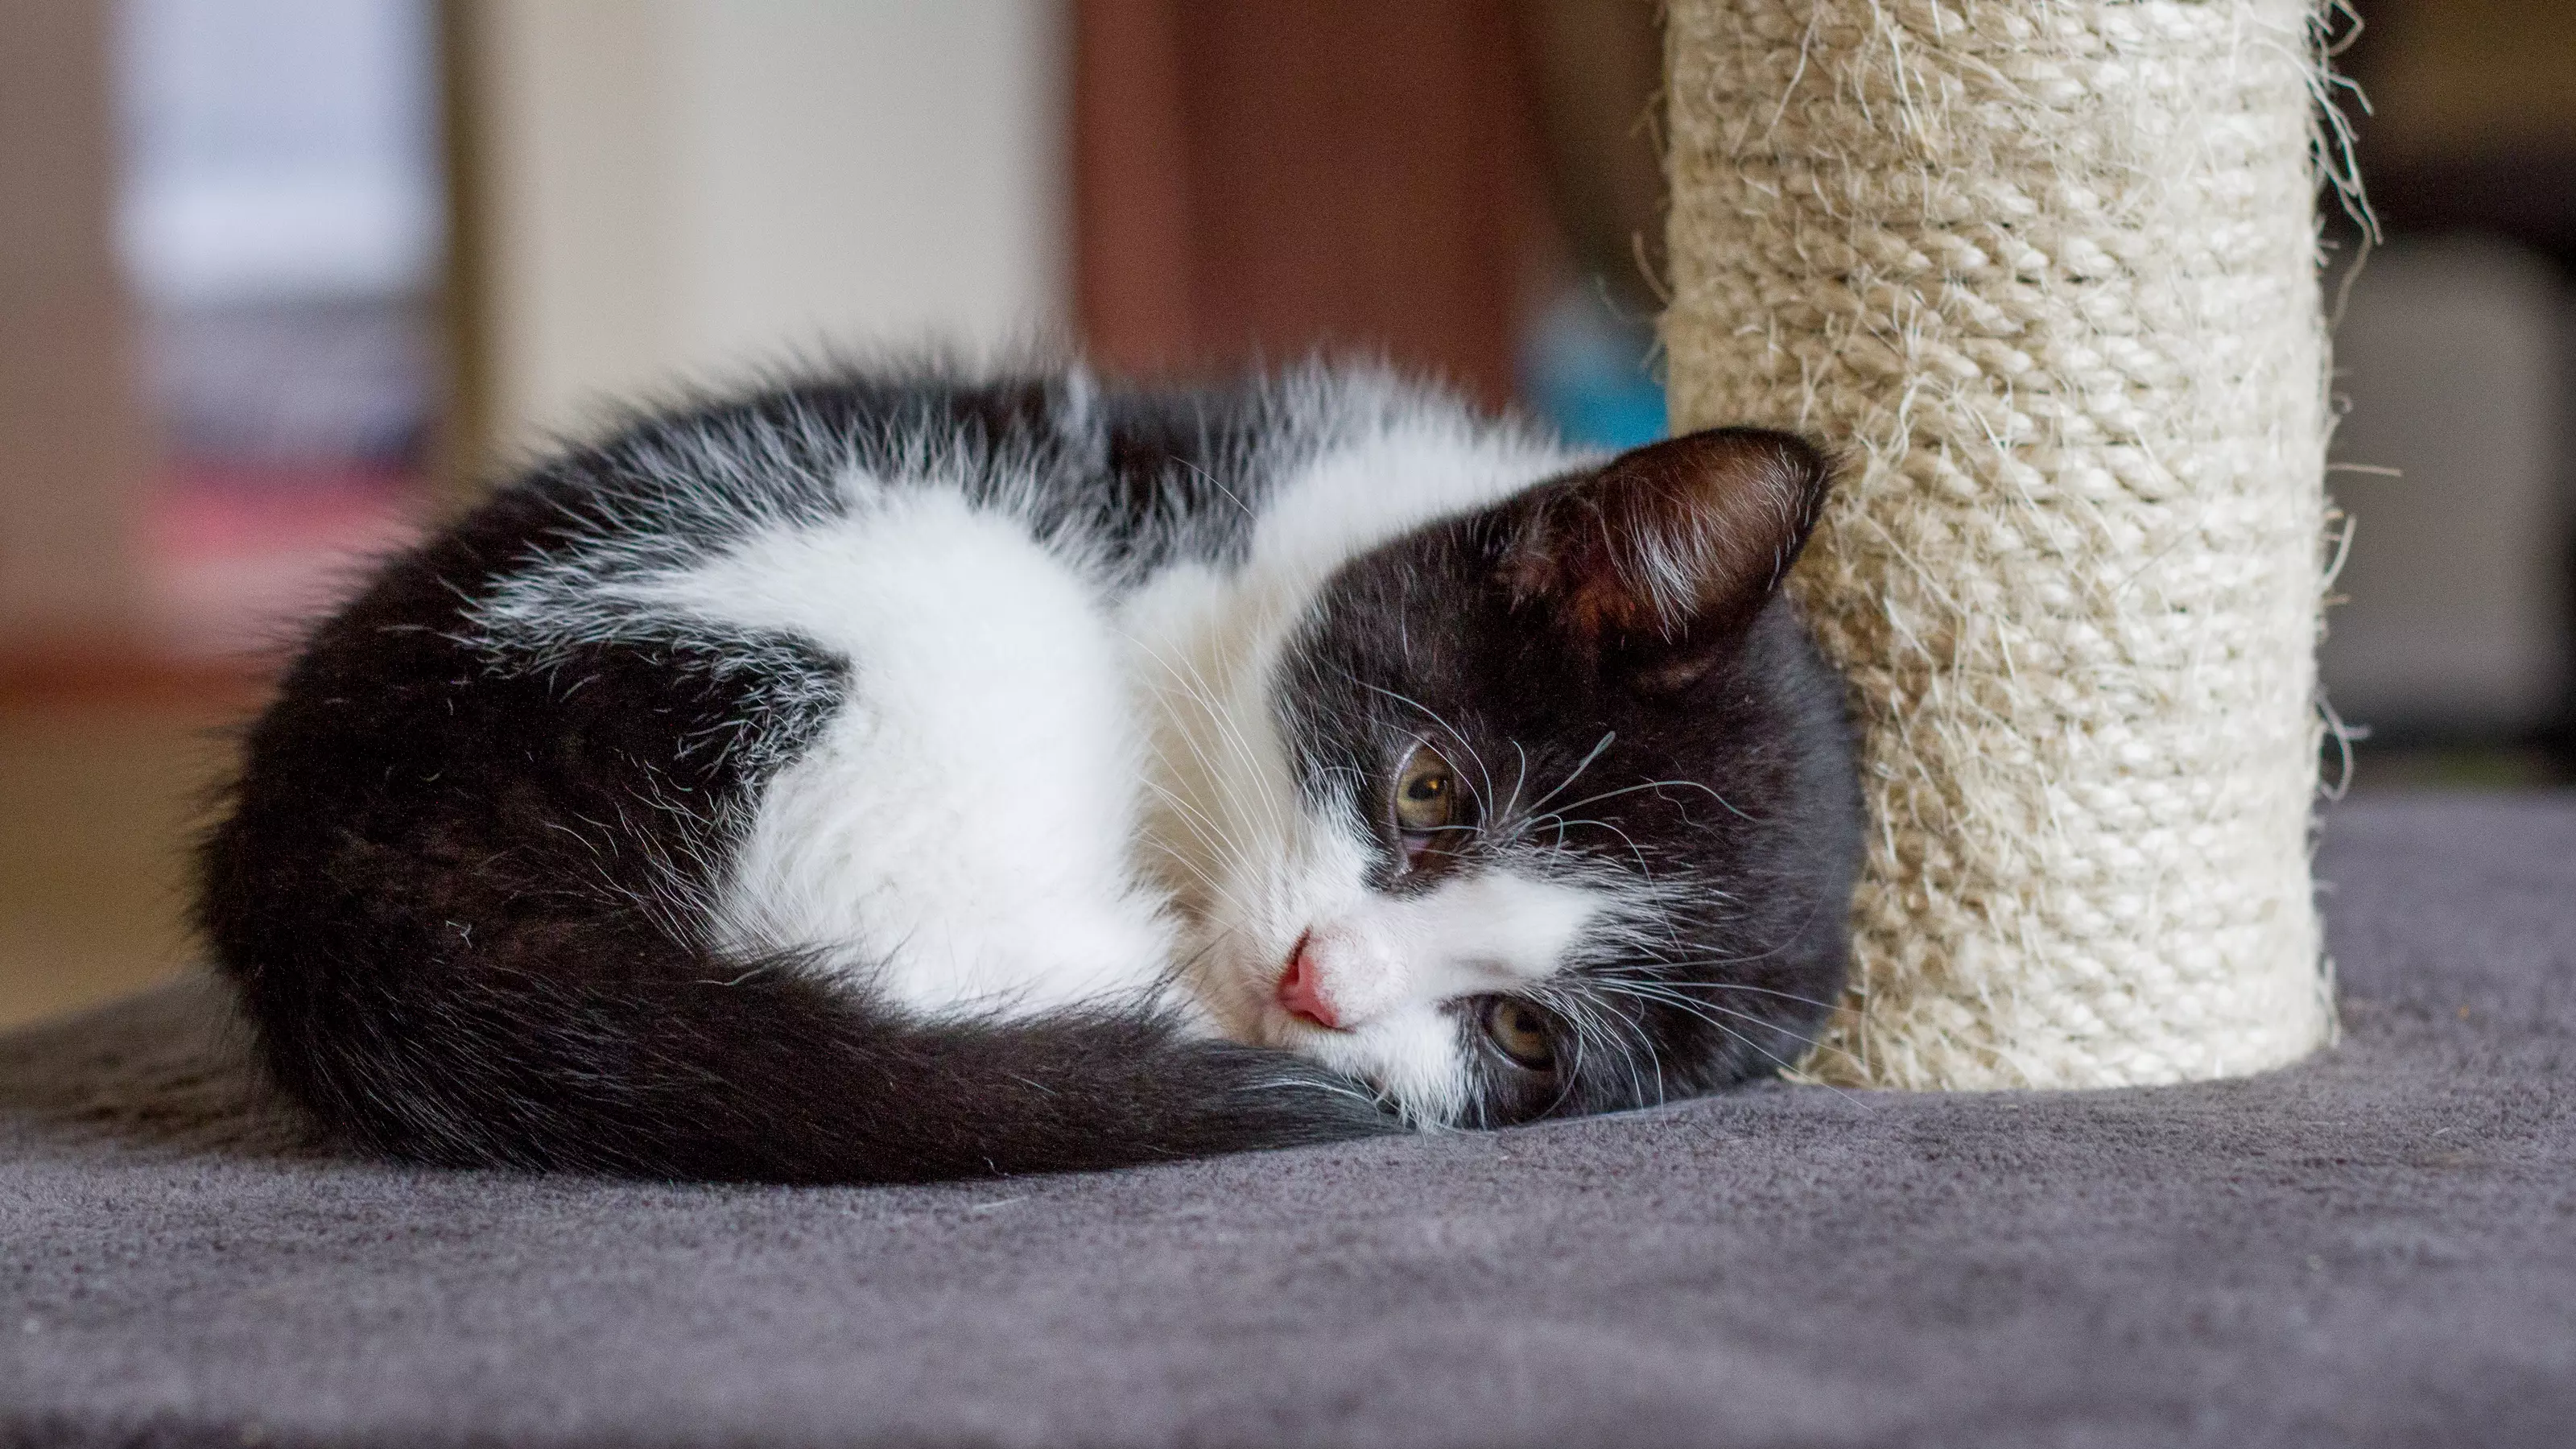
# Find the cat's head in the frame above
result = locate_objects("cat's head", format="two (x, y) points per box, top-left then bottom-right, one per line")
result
(1159, 427), (1862, 1126)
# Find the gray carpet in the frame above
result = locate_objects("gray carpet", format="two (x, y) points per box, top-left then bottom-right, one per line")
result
(4, 795), (2572, 1448)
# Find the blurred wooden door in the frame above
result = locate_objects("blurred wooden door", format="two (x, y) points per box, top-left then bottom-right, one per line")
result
(1072, 0), (1545, 406)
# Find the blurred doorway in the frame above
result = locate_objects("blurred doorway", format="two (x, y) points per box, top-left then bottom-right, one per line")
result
(119, 0), (444, 661)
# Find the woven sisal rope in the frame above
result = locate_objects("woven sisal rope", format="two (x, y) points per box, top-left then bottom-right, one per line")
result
(1665, 0), (2339, 1088)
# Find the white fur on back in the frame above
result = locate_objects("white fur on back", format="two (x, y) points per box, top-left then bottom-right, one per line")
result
(625, 476), (1176, 1018)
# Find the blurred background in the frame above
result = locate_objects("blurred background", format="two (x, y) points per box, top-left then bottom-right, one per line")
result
(0, 0), (2567, 1028)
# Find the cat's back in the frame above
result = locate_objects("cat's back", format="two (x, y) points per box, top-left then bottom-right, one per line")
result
(206, 369), (1228, 997)
(216, 363), (1468, 843)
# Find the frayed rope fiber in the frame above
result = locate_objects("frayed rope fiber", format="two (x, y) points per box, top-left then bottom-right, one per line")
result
(1665, 0), (2339, 1088)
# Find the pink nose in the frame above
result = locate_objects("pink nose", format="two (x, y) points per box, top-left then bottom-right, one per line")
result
(1274, 934), (1340, 1029)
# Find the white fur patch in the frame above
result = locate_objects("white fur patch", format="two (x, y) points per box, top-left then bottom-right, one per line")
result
(633, 481), (1176, 1018)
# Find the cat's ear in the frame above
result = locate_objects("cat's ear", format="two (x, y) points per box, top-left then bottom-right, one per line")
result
(1496, 428), (1835, 692)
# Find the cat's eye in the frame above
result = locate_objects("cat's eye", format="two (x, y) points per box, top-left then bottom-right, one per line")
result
(1393, 746), (1459, 835)
(1480, 997), (1556, 1071)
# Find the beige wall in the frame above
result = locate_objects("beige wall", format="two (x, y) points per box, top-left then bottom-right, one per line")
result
(0, 2), (148, 642)
(452, 0), (1064, 464)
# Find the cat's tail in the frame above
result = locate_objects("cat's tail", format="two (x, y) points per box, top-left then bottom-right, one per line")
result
(212, 907), (1400, 1183)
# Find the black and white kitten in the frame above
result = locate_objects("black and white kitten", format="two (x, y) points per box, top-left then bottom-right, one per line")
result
(200, 365), (1860, 1183)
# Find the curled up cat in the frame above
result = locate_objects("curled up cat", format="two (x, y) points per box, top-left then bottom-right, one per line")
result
(198, 364), (1862, 1183)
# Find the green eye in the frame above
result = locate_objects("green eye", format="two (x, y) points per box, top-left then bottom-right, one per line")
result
(1394, 746), (1458, 833)
(1480, 997), (1555, 1071)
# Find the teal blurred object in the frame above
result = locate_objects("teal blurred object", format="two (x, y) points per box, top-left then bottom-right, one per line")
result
(1521, 283), (1666, 449)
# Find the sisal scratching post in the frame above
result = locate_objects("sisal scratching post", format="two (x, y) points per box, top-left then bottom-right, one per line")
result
(1665, 0), (2339, 1088)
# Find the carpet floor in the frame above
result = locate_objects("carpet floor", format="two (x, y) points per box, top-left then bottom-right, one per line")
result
(3, 795), (2571, 1448)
